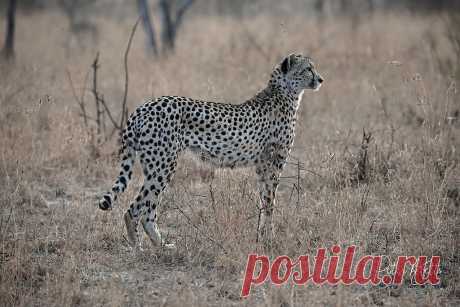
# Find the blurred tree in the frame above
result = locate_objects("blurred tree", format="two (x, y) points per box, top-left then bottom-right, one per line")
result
(158, 0), (195, 51)
(137, 0), (158, 55)
(314, 0), (325, 14)
(215, 0), (246, 16)
(2, 0), (16, 60)
(134, 0), (195, 55)
(59, 0), (98, 51)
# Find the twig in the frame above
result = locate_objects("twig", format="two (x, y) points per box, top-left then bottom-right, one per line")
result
(66, 69), (88, 127)
(359, 185), (370, 214)
(296, 159), (301, 205)
(0, 206), (13, 242)
(172, 205), (227, 254)
(256, 207), (262, 243)
(91, 52), (102, 135)
(120, 17), (140, 132)
(242, 28), (271, 61)
(208, 178), (217, 217)
(98, 96), (121, 130)
(77, 113), (97, 122)
(101, 94), (107, 136)
(80, 68), (90, 105)
(355, 128), (372, 183)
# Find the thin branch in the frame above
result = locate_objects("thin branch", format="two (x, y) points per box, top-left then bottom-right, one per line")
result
(0, 206), (13, 242)
(172, 204), (228, 254)
(98, 96), (121, 130)
(242, 28), (271, 62)
(66, 69), (88, 127)
(359, 185), (370, 214)
(91, 52), (102, 135)
(120, 17), (140, 131)
(77, 113), (97, 122)
(355, 128), (372, 183)
(80, 68), (90, 107)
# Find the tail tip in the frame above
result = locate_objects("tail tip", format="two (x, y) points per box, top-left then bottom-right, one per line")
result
(98, 194), (112, 211)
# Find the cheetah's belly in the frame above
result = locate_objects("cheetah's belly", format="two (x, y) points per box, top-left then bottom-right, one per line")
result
(185, 119), (270, 168)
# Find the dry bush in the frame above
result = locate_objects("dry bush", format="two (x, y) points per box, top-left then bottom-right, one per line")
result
(0, 8), (459, 307)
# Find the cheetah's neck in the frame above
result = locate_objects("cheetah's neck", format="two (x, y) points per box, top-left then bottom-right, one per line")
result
(293, 90), (304, 111)
(248, 86), (304, 118)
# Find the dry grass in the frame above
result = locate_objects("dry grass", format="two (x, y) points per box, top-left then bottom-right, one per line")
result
(0, 8), (459, 306)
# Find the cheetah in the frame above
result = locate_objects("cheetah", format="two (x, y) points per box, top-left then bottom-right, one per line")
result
(99, 54), (323, 248)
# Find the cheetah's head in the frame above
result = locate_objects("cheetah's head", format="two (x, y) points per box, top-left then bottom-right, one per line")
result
(271, 54), (324, 95)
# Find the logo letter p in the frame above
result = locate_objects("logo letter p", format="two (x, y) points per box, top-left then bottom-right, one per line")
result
(241, 254), (269, 297)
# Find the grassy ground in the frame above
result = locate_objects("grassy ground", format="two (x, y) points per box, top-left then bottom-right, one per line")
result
(0, 8), (459, 306)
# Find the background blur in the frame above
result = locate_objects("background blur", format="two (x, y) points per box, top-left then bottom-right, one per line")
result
(1, 1), (459, 306)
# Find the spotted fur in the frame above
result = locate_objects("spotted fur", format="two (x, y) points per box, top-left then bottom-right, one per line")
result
(99, 54), (323, 248)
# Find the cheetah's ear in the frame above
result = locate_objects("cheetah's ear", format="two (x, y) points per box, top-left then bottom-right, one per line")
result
(280, 54), (295, 74)
(280, 56), (291, 74)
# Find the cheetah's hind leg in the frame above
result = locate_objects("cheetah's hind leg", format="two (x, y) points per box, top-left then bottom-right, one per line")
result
(137, 148), (179, 250)
(124, 208), (142, 250)
(141, 203), (176, 250)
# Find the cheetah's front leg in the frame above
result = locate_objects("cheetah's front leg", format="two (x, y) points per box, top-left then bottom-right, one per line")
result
(258, 193), (277, 246)
(256, 171), (280, 247)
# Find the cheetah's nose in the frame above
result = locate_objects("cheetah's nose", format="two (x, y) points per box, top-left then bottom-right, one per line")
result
(318, 77), (324, 84)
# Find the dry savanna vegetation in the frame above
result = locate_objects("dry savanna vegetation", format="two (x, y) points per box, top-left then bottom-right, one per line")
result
(0, 2), (459, 306)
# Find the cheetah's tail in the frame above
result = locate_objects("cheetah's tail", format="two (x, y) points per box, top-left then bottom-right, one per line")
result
(98, 136), (137, 211)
